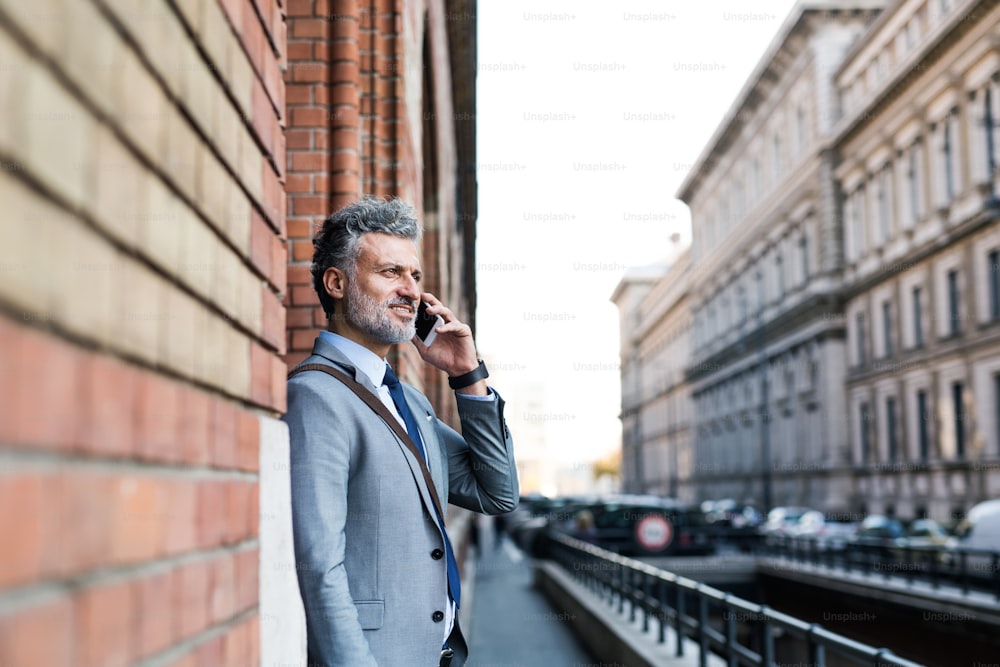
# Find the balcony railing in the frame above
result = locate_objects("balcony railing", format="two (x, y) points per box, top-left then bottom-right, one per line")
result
(548, 532), (925, 667)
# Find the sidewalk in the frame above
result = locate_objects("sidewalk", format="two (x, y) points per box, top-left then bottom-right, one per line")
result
(462, 527), (594, 667)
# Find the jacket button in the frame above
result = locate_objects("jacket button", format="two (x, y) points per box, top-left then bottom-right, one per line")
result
(432, 611), (445, 622)
(431, 548), (444, 560)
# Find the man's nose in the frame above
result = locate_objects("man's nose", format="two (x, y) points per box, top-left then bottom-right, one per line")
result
(398, 274), (421, 300)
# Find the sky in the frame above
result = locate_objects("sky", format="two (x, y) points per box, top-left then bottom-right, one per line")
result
(472, 0), (800, 489)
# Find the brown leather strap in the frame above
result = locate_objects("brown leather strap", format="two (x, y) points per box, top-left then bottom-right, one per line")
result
(288, 363), (447, 522)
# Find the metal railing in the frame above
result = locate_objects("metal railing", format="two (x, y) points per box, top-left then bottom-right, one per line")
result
(549, 532), (925, 667)
(762, 535), (1000, 600)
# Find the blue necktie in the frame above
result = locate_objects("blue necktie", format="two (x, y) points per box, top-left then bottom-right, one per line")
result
(383, 364), (461, 607)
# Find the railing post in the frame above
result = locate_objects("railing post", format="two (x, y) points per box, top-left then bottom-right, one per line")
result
(618, 562), (626, 614)
(629, 568), (637, 623)
(759, 605), (774, 667)
(697, 587), (709, 667)
(807, 623), (826, 667)
(723, 595), (737, 667)
(657, 577), (667, 644)
(642, 571), (650, 633)
(675, 586), (686, 657)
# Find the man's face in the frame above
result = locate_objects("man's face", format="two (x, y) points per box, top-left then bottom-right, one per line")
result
(341, 233), (422, 347)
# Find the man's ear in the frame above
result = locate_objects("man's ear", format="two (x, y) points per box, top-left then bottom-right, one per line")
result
(323, 266), (347, 300)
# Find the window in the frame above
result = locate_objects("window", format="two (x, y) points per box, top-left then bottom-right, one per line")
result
(882, 300), (893, 357)
(796, 106), (806, 154)
(917, 389), (930, 461)
(947, 269), (961, 335)
(907, 143), (922, 226)
(860, 402), (873, 463)
(953, 381), (965, 458)
(751, 158), (761, 198)
(912, 287), (923, 347)
(887, 397), (899, 462)
(944, 113), (957, 200)
(773, 135), (783, 179)
(776, 253), (785, 298)
(985, 87), (996, 182)
(878, 167), (892, 243)
(989, 249), (1000, 321)
(856, 312), (867, 364)
(799, 234), (809, 281)
(995, 374), (1000, 456)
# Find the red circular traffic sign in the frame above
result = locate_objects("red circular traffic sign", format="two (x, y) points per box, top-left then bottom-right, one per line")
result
(635, 514), (673, 551)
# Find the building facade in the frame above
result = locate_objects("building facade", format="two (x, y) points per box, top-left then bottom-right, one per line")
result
(619, 0), (1000, 523)
(674, 3), (884, 513)
(613, 249), (695, 502)
(835, 0), (1000, 521)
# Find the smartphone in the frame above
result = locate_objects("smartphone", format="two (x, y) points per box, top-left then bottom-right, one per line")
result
(415, 301), (444, 346)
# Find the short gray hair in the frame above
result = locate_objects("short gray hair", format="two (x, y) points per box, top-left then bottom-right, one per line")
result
(311, 196), (422, 317)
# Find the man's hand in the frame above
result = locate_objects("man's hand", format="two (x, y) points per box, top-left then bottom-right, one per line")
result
(411, 293), (489, 396)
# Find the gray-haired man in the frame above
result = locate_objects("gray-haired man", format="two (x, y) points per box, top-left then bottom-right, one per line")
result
(283, 196), (518, 666)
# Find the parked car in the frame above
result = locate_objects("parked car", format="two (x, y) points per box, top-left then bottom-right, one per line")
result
(946, 499), (1000, 575)
(546, 497), (716, 557)
(788, 510), (858, 551)
(850, 515), (905, 558)
(890, 518), (950, 565)
(761, 506), (814, 539)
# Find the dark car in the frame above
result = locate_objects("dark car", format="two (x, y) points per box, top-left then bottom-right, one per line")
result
(546, 497), (716, 557)
(850, 515), (905, 558)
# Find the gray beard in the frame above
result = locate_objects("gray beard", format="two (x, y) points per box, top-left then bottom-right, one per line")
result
(344, 282), (416, 344)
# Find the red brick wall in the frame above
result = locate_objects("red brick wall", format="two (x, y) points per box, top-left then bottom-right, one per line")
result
(0, 0), (287, 664)
(283, 1), (469, 424)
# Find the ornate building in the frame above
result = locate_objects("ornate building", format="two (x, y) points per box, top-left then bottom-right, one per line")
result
(613, 247), (694, 501)
(835, 0), (1000, 521)
(675, 3), (884, 513)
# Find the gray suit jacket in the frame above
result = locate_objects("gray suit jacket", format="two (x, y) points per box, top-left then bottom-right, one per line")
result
(284, 336), (518, 666)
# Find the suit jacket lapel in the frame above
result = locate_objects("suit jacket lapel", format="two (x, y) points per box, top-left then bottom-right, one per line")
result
(309, 337), (444, 522)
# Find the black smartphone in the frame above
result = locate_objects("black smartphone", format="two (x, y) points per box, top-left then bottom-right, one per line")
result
(415, 301), (444, 345)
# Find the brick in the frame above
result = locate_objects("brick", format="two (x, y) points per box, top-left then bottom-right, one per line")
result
(250, 342), (270, 407)
(313, 307), (331, 328)
(291, 151), (326, 171)
(291, 195), (329, 216)
(213, 399), (239, 470)
(331, 128), (358, 150)
(262, 285), (285, 352)
(234, 549), (260, 612)
(292, 238), (315, 261)
(273, 235), (289, 296)
(136, 569), (175, 658)
(223, 618), (251, 666)
(194, 635), (225, 667)
(175, 560), (210, 639)
(331, 150), (359, 172)
(250, 208), (273, 279)
(286, 82), (313, 104)
(291, 18), (329, 38)
(288, 264), (314, 285)
(243, 3), (267, 78)
(197, 481), (228, 550)
(76, 579), (135, 667)
(178, 387), (211, 466)
(164, 478), (197, 555)
(134, 371), (180, 463)
(287, 0), (314, 16)
(286, 129), (312, 151)
(262, 161), (285, 227)
(79, 352), (135, 458)
(291, 327), (320, 351)
(272, 353), (288, 412)
(315, 128), (333, 149)
(0, 473), (44, 587)
(286, 306), (315, 329)
(237, 412), (261, 473)
(109, 474), (166, 564)
(209, 551), (237, 622)
(15, 328), (81, 450)
(0, 595), (75, 666)
(287, 218), (314, 239)
(285, 172), (312, 193)
(291, 105), (329, 127)
(52, 471), (114, 577)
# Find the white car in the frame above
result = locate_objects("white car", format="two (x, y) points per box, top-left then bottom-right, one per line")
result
(947, 499), (1000, 575)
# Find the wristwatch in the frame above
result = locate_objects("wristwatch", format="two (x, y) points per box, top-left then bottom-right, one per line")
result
(448, 359), (489, 390)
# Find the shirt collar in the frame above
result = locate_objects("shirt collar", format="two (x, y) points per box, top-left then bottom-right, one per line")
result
(318, 330), (390, 387)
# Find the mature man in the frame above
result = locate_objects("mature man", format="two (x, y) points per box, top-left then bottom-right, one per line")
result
(284, 196), (518, 666)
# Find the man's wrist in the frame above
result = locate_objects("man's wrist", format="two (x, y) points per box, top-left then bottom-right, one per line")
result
(448, 359), (489, 390)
